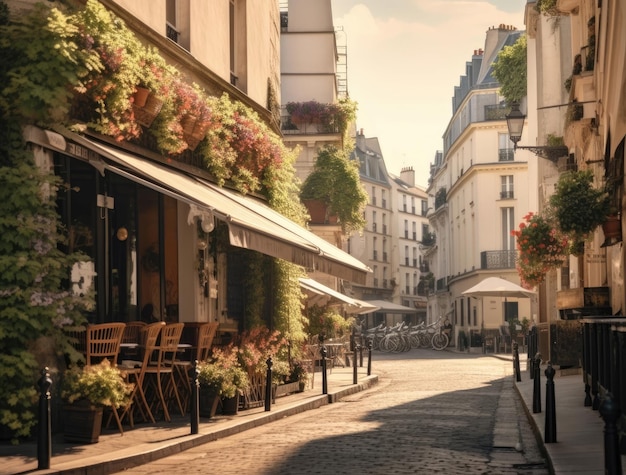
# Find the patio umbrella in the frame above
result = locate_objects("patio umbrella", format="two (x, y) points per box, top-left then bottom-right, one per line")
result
(462, 277), (536, 299)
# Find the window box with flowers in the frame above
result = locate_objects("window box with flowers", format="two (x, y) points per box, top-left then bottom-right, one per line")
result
(511, 212), (568, 289)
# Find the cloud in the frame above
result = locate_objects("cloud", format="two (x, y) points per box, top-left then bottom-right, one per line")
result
(333, 1), (525, 186)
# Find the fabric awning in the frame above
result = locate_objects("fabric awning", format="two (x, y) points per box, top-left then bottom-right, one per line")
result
(299, 278), (379, 314)
(363, 300), (419, 314)
(29, 127), (370, 284)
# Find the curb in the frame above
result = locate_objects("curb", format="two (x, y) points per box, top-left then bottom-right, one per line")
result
(35, 375), (379, 475)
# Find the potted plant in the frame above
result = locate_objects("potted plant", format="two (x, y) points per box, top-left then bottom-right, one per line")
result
(197, 346), (249, 417)
(511, 212), (568, 289)
(60, 360), (133, 443)
(549, 169), (610, 251)
(300, 145), (367, 233)
(289, 361), (309, 392)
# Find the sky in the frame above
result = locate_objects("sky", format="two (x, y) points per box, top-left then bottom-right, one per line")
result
(331, 0), (527, 188)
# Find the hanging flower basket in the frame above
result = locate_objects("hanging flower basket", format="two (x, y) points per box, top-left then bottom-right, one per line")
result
(133, 93), (164, 127)
(132, 86), (150, 108)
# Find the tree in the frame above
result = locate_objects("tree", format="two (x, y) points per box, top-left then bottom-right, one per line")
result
(492, 34), (527, 104)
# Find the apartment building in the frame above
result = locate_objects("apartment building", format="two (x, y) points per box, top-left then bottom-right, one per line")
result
(426, 25), (534, 345)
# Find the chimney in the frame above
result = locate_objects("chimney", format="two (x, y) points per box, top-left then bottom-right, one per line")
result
(400, 167), (415, 187)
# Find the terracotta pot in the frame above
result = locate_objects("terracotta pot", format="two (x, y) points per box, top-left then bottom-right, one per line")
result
(132, 87), (150, 108)
(133, 94), (163, 127)
(602, 215), (621, 239)
(302, 199), (337, 225)
(63, 403), (103, 444)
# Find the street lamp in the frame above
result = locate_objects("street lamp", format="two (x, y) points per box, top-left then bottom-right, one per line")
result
(505, 102), (569, 162)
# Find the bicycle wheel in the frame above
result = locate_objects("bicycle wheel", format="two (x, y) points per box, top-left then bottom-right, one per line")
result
(432, 332), (449, 350)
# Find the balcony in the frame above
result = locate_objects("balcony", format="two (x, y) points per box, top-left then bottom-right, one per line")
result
(500, 190), (514, 199)
(498, 149), (514, 161)
(480, 250), (516, 269)
(435, 277), (448, 292)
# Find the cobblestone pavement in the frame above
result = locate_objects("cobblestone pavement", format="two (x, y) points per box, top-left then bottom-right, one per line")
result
(116, 351), (549, 475)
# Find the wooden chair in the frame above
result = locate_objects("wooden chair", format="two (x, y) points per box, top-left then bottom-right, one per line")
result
(85, 322), (126, 434)
(121, 321), (146, 360)
(119, 322), (164, 426)
(175, 322), (219, 412)
(143, 323), (185, 421)
(196, 322), (219, 361)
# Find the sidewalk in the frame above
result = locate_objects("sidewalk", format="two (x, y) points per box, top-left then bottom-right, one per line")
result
(3, 366), (377, 475)
(6, 354), (625, 475)
(508, 355), (625, 474)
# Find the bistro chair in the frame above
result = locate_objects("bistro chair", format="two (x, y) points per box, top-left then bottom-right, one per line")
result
(196, 321), (219, 361)
(143, 323), (185, 422)
(174, 321), (220, 412)
(119, 322), (164, 426)
(120, 321), (146, 360)
(85, 322), (126, 434)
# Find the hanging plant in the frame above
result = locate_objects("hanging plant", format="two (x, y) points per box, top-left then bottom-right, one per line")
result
(512, 212), (568, 288)
(549, 170), (610, 246)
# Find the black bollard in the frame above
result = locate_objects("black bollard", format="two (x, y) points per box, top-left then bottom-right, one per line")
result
(37, 367), (52, 470)
(353, 344), (360, 384)
(544, 362), (557, 443)
(513, 342), (521, 382)
(190, 360), (200, 434)
(532, 352), (542, 413)
(367, 340), (372, 376)
(264, 356), (273, 411)
(321, 346), (328, 395)
(359, 339), (364, 367)
(599, 392), (622, 475)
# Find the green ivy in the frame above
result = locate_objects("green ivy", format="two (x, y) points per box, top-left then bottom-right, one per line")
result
(492, 34), (527, 104)
(0, 121), (91, 442)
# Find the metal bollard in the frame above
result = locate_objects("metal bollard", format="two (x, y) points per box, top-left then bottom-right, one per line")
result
(544, 362), (556, 443)
(599, 392), (622, 475)
(513, 342), (521, 382)
(532, 352), (542, 413)
(353, 344), (360, 384)
(359, 339), (364, 367)
(367, 340), (372, 376)
(321, 346), (328, 395)
(37, 367), (52, 470)
(264, 356), (273, 411)
(190, 360), (200, 434)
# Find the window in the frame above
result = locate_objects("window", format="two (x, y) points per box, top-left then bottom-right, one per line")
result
(404, 220), (408, 238)
(166, 0), (179, 42)
(502, 207), (515, 251)
(500, 175), (514, 199)
(421, 199), (428, 216)
(499, 133), (514, 161)
(402, 194), (407, 212)
(381, 190), (387, 209)
(229, 0), (247, 91)
(371, 186), (376, 206)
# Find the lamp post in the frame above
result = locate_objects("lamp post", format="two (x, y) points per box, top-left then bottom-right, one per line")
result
(505, 102), (569, 162)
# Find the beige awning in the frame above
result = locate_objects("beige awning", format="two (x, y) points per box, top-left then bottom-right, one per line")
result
(35, 129), (370, 283)
(299, 278), (379, 314)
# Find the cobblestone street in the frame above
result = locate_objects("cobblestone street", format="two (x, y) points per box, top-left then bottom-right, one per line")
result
(116, 351), (548, 475)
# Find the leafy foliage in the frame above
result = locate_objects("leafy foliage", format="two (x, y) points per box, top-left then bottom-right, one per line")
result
(300, 145), (367, 233)
(197, 346), (249, 399)
(549, 170), (610, 243)
(60, 360), (133, 408)
(0, 121), (91, 441)
(492, 34), (527, 104)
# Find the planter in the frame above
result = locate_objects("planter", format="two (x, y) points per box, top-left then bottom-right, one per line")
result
(133, 93), (164, 127)
(302, 199), (338, 225)
(199, 388), (220, 418)
(602, 215), (621, 240)
(63, 402), (103, 444)
(221, 392), (240, 415)
(132, 86), (150, 108)
(273, 381), (300, 399)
